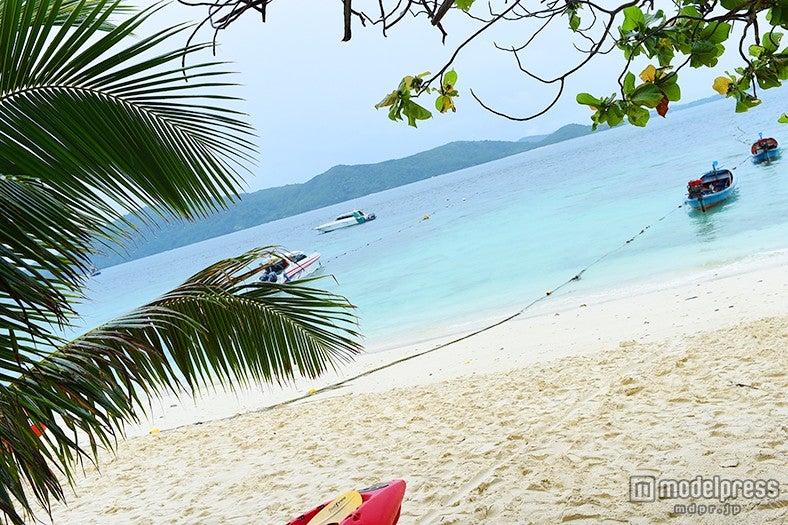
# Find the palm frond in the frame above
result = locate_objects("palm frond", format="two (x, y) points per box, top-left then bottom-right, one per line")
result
(0, 1), (134, 32)
(0, 2), (366, 523)
(0, 1), (256, 223)
(0, 0), (257, 357)
(0, 247), (362, 522)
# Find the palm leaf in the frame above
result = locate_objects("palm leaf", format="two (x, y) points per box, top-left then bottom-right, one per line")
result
(0, 0), (257, 358)
(0, 247), (362, 522)
(0, 1), (133, 31)
(0, 2), (364, 523)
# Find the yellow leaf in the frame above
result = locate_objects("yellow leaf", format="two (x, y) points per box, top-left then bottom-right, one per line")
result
(438, 96), (455, 113)
(640, 65), (657, 83)
(374, 91), (398, 109)
(712, 76), (732, 95)
(402, 76), (415, 90)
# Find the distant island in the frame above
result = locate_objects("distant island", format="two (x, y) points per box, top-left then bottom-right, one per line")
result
(92, 96), (720, 268)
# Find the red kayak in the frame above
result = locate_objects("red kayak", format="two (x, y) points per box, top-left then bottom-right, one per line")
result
(287, 480), (406, 525)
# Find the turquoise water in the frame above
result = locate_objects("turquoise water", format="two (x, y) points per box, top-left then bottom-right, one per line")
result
(73, 93), (788, 349)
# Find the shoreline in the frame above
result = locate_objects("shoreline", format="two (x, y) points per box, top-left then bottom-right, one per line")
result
(47, 251), (787, 524)
(367, 247), (788, 353)
(111, 248), (788, 437)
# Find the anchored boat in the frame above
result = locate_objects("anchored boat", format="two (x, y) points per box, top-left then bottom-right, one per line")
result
(685, 162), (736, 212)
(751, 133), (780, 164)
(315, 210), (376, 233)
(258, 250), (320, 283)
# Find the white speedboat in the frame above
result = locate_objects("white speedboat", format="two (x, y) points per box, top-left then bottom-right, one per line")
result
(315, 210), (376, 233)
(259, 250), (321, 283)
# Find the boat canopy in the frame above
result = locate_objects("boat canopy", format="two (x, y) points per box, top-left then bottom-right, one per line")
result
(751, 137), (778, 154)
(334, 210), (364, 220)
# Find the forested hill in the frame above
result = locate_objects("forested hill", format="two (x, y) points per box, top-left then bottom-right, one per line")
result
(92, 123), (601, 268)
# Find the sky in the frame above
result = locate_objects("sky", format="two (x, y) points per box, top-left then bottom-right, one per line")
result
(145, 1), (756, 193)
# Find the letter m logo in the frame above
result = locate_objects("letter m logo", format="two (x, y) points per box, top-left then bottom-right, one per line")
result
(630, 475), (656, 502)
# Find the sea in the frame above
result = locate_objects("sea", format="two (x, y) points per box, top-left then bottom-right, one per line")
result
(71, 93), (788, 351)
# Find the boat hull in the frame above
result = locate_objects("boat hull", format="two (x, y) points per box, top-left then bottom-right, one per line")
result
(315, 211), (376, 233)
(315, 217), (361, 233)
(282, 252), (321, 282)
(686, 184), (735, 210)
(752, 148), (781, 164)
(287, 480), (406, 525)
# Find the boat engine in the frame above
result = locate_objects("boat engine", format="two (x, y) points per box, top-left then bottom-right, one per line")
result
(687, 179), (703, 199)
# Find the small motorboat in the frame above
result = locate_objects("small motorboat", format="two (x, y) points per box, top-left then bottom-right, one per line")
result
(685, 162), (736, 212)
(258, 250), (320, 283)
(315, 210), (376, 233)
(751, 133), (780, 164)
(287, 480), (406, 525)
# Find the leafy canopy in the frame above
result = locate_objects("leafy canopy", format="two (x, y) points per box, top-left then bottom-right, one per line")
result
(180, 0), (788, 127)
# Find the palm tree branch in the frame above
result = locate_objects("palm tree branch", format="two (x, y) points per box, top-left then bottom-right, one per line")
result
(0, 248), (361, 521)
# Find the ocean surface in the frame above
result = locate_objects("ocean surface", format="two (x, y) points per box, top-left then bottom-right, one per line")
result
(71, 93), (788, 350)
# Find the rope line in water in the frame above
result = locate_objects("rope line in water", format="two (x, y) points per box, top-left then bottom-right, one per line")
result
(320, 208), (439, 265)
(260, 201), (687, 412)
(731, 153), (753, 170)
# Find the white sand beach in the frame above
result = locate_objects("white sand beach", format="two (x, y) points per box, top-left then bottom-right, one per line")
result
(48, 252), (787, 524)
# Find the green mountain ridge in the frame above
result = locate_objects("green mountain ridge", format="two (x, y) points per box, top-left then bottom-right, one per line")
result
(90, 95), (722, 268)
(91, 123), (609, 268)
(91, 122), (613, 268)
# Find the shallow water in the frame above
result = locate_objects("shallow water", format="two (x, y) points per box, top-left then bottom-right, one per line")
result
(73, 92), (788, 349)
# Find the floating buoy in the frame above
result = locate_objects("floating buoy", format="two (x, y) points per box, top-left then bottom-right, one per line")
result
(545, 290), (553, 296)
(422, 214), (430, 220)
(149, 427), (160, 435)
(307, 388), (317, 395)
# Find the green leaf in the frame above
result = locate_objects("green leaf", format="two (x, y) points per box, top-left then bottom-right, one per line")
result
(402, 99), (432, 127)
(755, 70), (782, 90)
(630, 83), (664, 107)
(661, 82), (681, 101)
(569, 12), (580, 32)
(444, 69), (458, 88)
(778, 113), (788, 123)
(656, 45), (675, 67)
(387, 103), (402, 121)
(763, 32), (782, 53)
(768, 6), (788, 26)
(456, 0), (474, 11)
(700, 22), (730, 45)
(623, 72), (636, 95)
(679, 6), (702, 18)
(576, 93), (601, 107)
(627, 104), (650, 127)
(690, 40), (723, 68)
(734, 94), (762, 112)
(621, 6), (646, 31)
